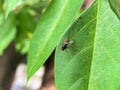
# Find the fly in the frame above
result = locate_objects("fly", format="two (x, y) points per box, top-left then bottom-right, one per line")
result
(61, 39), (73, 51)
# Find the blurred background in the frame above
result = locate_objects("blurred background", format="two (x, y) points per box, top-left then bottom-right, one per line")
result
(0, 0), (92, 90)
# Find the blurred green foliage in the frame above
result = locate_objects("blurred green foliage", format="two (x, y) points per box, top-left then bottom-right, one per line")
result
(0, 0), (50, 55)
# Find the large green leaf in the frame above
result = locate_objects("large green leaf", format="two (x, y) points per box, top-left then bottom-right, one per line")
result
(27, 0), (84, 81)
(55, 1), (97, 90)
(89, 0), (120, 89)
(55, 0), (120, 90)
(0, 13), (16, 55)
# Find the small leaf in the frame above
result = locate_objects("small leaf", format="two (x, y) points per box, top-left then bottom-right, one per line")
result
(0, 13), (16, 55)
(27, 0), (84, 81)
(5, 0), (22, 18)
(15, 9), (36, 54)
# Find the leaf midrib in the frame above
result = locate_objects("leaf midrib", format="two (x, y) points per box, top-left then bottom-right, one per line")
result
(29, 0), (72, 74)
(87, 0), (99, 89)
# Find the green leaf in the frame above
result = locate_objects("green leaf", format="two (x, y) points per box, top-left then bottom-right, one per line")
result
(5, 0), (21, 18)
(55, 1), (97, 90)
(23, 0), (40, 5)
(0, 0), (4, 11)
(89, 0), (120, 89)
(30, 0), (50, 14)
(55, 0), (120, 90)
(0, 12), (4, 24)
(27, 0), (84, 81)
(0, 13), (16, 55)
(109, 0), (120, 19)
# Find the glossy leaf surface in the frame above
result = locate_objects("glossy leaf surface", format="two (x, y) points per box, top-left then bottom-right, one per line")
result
(27, 0), (84, 80)
(55, 0), (120, 90)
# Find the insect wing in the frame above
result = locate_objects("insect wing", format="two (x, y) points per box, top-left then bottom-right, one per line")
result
(67, 41), (73, 46)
